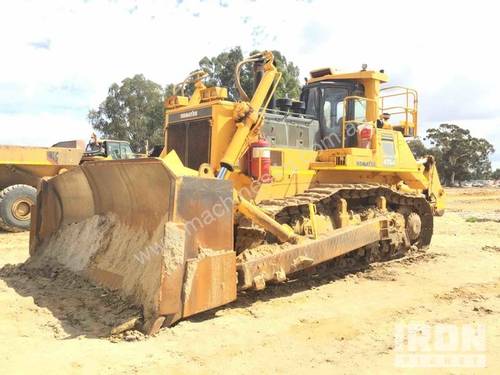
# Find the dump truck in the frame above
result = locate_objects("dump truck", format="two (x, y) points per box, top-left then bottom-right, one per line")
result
(0, 139), (138, 232)
(0, 143), (83, 232)
(29, 51), (445, 334)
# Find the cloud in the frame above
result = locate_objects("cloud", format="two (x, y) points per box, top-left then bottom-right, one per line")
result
(300, 22), (329, 53)
(0, 112), (91, 147)
(0, 0), (498, 170)
(29, 39), (51, 50)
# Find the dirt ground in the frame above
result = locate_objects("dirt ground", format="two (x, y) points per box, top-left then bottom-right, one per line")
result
(0, 188), (499, 374)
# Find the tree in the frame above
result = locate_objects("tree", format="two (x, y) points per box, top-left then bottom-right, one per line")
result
(164, 83), (176, 97)
(271, 50), (301, 100)
(198, 47), (301, 100)
(425, 124), (495, 185)
(407, 138), (429, 159)
(89, 74), (165, 152)
(492, 168), (500, 180)
(199, 47), (248, 100)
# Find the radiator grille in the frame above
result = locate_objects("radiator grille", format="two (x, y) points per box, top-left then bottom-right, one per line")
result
(166, 119), (211, 170)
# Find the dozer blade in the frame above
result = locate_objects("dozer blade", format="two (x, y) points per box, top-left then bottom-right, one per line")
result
(29, 157), (236, 333)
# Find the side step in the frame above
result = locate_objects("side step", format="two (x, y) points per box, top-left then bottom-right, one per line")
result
(237, 217), (390, 290)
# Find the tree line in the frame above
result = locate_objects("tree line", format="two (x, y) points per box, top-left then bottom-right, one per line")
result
(408, 124), (497, 185)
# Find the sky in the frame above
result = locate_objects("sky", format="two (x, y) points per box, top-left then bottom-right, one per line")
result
(1, 0), (499, 168)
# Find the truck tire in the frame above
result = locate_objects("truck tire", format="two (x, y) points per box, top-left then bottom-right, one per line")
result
(0, 184), (37, 232)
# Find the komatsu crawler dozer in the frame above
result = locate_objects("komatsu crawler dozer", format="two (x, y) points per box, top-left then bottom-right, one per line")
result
(29, 51), (445, 334)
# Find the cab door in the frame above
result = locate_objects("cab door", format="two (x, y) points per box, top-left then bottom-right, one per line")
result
(301, 82), (363, 150)
(319, 85), (349, 148)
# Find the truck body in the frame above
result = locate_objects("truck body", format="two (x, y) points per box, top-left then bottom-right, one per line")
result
(0, 139), (137, 231)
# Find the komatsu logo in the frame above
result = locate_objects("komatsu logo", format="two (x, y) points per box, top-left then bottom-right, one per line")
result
(180, 110), (198, 119)
(356, 160), (375, 167)
(169, 107), (212, 123)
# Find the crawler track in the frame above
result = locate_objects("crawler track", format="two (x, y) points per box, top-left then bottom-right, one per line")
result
(236, 183), (433, 280)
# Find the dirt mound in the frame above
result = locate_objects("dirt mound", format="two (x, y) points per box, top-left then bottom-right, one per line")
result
(0, 262), (142, 338)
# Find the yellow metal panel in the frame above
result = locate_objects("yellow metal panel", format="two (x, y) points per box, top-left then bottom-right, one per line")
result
(309, 126), (434, 191)
(254, 171), (316, 202)
(228, 146), (317, 202)
(161, 150), (198, 177)
(0, 145), (83, 167)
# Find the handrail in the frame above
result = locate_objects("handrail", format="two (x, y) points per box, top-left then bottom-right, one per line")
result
(174, 70), (208, 96)
(380, 86), (418, 136)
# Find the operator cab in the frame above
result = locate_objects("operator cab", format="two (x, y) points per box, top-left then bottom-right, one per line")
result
(84, 140), (136, 160)
(300, 80), (366, 149)
(298, 67), (418, 151)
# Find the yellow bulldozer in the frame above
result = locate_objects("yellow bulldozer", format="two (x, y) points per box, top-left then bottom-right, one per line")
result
(28, 51), (445, 334)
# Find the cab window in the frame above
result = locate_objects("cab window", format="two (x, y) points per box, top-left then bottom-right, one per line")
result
(322, 87), (348, 129)
(106, 142), (121, 160)
(120, 143), (134, 159)
(304, 87), (320, 117)
(382, 137), (395, 156)
(353, 98), (367, 122)
(336, 101), (344, 123)
(381, 134), (396, 166)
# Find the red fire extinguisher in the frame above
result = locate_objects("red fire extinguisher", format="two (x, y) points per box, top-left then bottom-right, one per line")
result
(357, 123), (374, 149)
(248, 138), (272, 183)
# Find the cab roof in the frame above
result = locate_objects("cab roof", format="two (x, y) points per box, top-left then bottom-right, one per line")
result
(307, 67), (389, 84)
